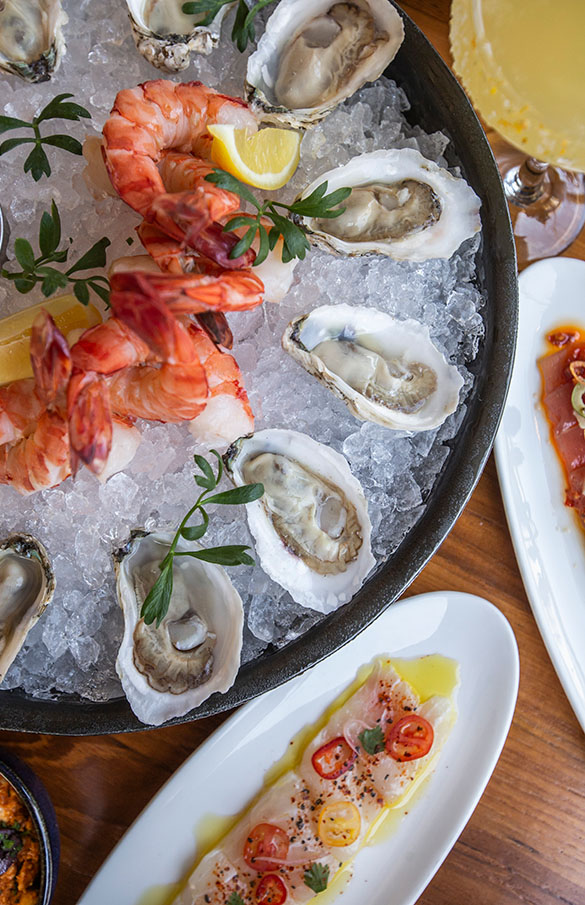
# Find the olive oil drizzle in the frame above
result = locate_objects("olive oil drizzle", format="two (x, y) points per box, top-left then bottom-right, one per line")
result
(142, 654), (459, 905)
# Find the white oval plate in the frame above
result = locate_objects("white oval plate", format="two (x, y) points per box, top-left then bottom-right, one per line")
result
(78, 591), (518, 905)
(495, 257), (585, 732)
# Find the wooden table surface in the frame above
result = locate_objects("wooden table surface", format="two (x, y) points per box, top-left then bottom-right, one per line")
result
(3, 2), (585, 904)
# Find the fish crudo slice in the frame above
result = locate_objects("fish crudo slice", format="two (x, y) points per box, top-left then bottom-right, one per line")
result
(171, 658), (457, 905)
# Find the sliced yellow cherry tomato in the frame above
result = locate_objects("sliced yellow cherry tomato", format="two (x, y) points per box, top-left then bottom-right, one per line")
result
(317, 801), (361, 847)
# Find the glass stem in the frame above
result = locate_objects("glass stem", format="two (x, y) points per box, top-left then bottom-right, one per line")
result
(503, 156), (549, 208)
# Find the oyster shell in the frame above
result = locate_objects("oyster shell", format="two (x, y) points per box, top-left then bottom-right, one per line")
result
(0, 534), (55, 683)
(282, 305), (464, 432)
(294, 149), (481, 260)
(126, 0), (232, 71)
(0, 0), (67, 82)
(224, 430), (375, 613)
(114, 530), (243, 725)
(245, 0), (404, 128)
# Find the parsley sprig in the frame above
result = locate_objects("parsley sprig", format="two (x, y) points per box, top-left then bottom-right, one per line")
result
(141, 450), (263, 627)
(0, 201), (110, 305)
(205, 169), (351, 265)
(226, 893), (246, 905)
(358, 726), (386, 755)
(304, 863), (330, 894)
(181, 0), (276, 52)
(0, 93), (91, 182)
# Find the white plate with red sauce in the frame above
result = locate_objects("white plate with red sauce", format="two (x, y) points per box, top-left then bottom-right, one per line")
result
(77, 591), (518, 905)
(495, 257), (585, 732)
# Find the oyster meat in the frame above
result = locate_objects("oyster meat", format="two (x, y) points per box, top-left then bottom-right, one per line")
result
(224, 430), (375, 613)
(245, 0), (404, 128)
(114, 530), (243, 725)
(126, 0), (232, 71)
(0, 0), (67, 82)
(282, 305), (464, 432)
(294, 148), (481, 260)
(0, 534), (55, 683)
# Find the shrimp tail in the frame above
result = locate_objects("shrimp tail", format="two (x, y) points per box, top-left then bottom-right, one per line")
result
(67, 372), (113, 475)
(109, 273), (196, 364)
(196, 311), (233, 349)
(148, 190), (255, 270)
(30, 310), (72, 405)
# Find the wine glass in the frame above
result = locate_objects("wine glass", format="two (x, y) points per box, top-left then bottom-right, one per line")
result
(450, 0), (585, 268)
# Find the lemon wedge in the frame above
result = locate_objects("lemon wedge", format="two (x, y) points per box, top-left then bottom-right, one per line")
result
(208, 125), (302, 190)
(0, 294), (102, 386)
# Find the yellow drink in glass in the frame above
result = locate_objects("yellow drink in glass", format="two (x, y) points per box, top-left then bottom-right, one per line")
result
(450, 0), (585, 173)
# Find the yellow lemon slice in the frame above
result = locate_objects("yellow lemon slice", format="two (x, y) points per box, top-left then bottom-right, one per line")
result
(0, 294), (102, 386)
(208, 125), (302, 190)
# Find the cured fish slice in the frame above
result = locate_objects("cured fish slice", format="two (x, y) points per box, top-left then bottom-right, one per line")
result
(539, 340), (585, 515)
(176, 773), (341, 905)
(302, 662), (422, 812)
(171, 660), (455, 905)
(222, 772), (341, 903)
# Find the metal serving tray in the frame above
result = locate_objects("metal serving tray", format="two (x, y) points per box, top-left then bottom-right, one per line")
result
(0, 4), (517, 734)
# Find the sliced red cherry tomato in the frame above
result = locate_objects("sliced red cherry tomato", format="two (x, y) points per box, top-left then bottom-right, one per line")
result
(256, 874), (288, 904)
(244, 823), (289, 873)
(386, 714), (434, 762)
(311, 736), (357, 780)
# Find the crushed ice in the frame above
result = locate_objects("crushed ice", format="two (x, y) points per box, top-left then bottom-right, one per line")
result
(0, 0), (485, 701)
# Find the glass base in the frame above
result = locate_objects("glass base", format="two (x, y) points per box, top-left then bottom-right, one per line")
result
(491, 138), (585, 269)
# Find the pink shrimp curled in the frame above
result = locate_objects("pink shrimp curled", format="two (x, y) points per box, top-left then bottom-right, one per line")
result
(102, 80), (257, 270)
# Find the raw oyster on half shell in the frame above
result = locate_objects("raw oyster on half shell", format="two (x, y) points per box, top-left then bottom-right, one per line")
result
(0, 0), (67, 82)
(282, 305), (464, 432)
(114, 530), (243, 725)
(224, 430), (375, 614)
(294, 148), (481, 260)
(126, 0), (232, 71)
(245, 0), (404, 128)
(0, 534), (55, 683)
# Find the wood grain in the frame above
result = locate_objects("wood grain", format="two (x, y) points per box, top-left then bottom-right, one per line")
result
(2, 3), (585, 904)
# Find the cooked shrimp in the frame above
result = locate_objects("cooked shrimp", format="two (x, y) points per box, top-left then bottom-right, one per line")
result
(30, 309), (72, 404)
(136, 214), (294, 305)
(102, 80), (256, 269)
(70, 317), (152, 374)
(0, 310), (73, 484)
(187, 323), (253, 445)
(160, 151), (239, 223)
(67, 372), (113, 475)
(0, 380), (46, 445)
(0, 408), (71, 494)
(110, 268), (265, 317)
(109, 274), (198, 364)
(108, 358), (208, 423)
(112, 239), (234, 349)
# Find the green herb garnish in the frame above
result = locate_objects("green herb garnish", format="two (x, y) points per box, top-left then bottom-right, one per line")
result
(226, 893), (246, 905)
(141, 450), (263, 627)
(358, 726), (386, 755)
(205, 169), (351, 266)
(0, 831), (22, 854)
(304, 863), (330, 894)
(181, 0), (276, 52)
(0, 93), (91, 182)
(0, 200), (110, 305)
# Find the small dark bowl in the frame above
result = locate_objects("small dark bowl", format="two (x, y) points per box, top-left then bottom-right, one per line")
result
(0, 3), (518, 734)
(0, 751), (60, 904)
